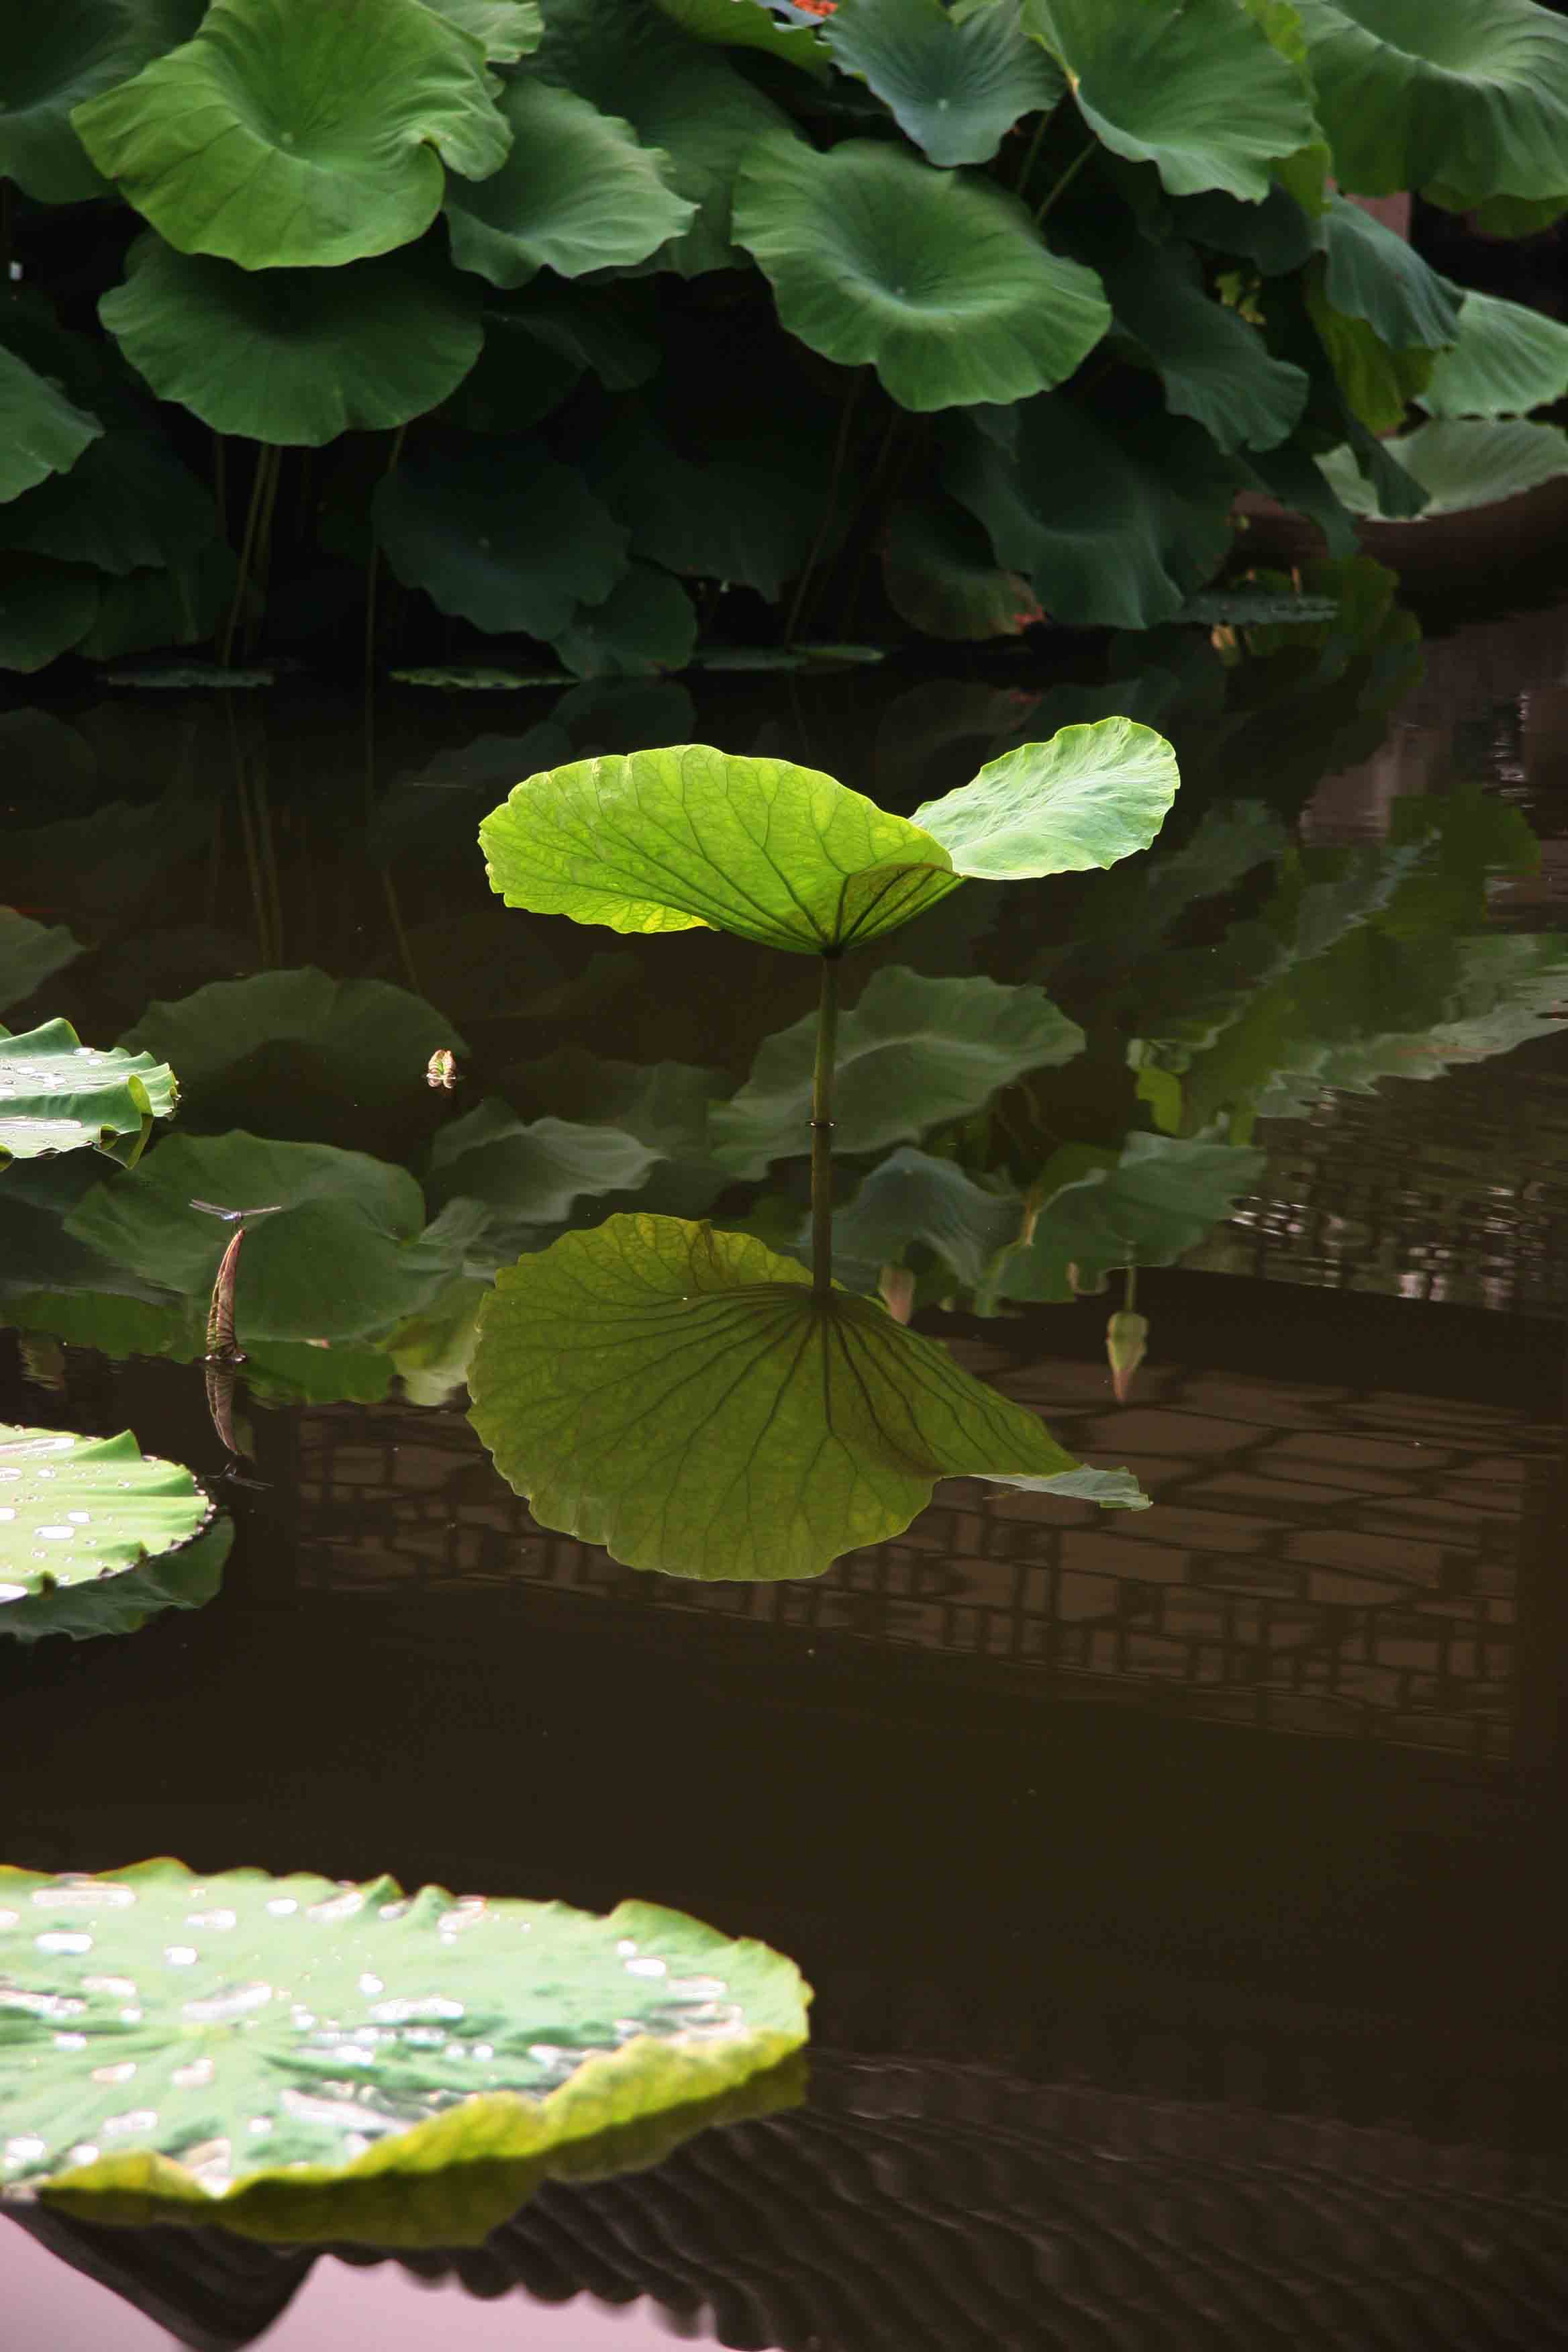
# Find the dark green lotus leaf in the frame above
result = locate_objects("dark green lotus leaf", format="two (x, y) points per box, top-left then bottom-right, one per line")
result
(505, 1047), (727, 1166)
(0, 914), (83, 1016)
(654, 0), (832, 78)
(734, 135), (1108, 411)
(0, 1424), (230, 1643)
(375, 440), (626, 638)
(119, 970), (464, 1120)
(994, 1132), (1267, 1303)
(101, 236), (484, 446)
(0, 428), (216, 576)
(0, 0), (205, 203)
(912, 717), (1179, 881)
(0, 343), (102, 503)
(423, 0), (542, 58)
(1318, 418), (1568, 519)
(947, 393), (1238, 630)
(1419, 290), (1568, 420)
(881, 497), (1038, 641)
(0, 1858), (809, 2243)
(589, 412), (826, 606)
(1237, 442), (1359, 559)
(1320, 197), (1461, 353)
(480, 745), (963, 954)
(72, 0), (511, 270)
(0, 1019), (177, 1169)
(1173, 183), (1315, 275)
(711, 967), (1083, 1175)
(469, 1213), (1146, 1579)
(1293, 0), (1568, 211)
(827, 1145), (1026, 1294)
(76, 545), (240, 665)
(427, 1095), (665, 1233)
(1026, 0), (1319, 202)
(445, 76), (694, 289)
(824, 0), (1061, 167)
(1105, 240), (1310, 452)
(65, 1133), (463, 1342)
(0, 548), (97, 674)
(552, 566), (698, 680)
(535, 0), (795, 274)
(447, 283), (661, 430)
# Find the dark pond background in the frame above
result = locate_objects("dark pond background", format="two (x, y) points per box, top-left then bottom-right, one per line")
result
(5, 579), (1568, 2345)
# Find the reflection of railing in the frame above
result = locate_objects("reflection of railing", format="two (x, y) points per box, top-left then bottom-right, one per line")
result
(278, 1342), (1548, 1763)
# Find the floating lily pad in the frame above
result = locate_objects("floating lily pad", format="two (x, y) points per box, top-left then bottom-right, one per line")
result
(100, 660), (274, 689)
(0, 0), (205, 203)
(0, 1424), (228, 1643)
(469, 1214), (1148, 1580)
(1419, 289), (1568, 421)
(0, 1020), (177, 1171)
(375, 441), (626, 638)
(711, 968), (1083, 1175)
(389, 665), (571, 689)
(72, 0), (510, 269)
(0, 344), (102, 504)
(733, 134), (1110, 411)
(100, 236), (485, 447)
(0, 1859), (810, 2243)
(0, 914), (83, 1016)
(824, 0), (1061, 167)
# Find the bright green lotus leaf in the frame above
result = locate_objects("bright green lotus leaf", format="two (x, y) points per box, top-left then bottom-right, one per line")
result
(0, 914), (83, 1015)
(1419, 291), (1568, 421)
(654, 0), (832, 78)
(0, 556), (97, 675)
(0, 344), (103, 503)
(0, 428), (216, 576)
(101, 237), (484, 446)
(535, 0), (795, 275)
(480, 745), (964, 955)
(733, 135), (1110, 412)
(1025, 0), (1320, 202)
(0, 1424), (230, 1644)
(119, 970), (464, 1124)
(711, 968), (1083, 1177)
(428, 1096), (665, 1233)
(881, 498), (1038, 641)
(469, 1213), (1146, 1580)
(946, 395), (1238, 630)
(72, 0), (511, 271)
(1106, 240), (1310, 453)
(64, 1133), (459, 1343)
(0, 1858), (808, 2243)
(552, 567), (698, 681)
(1318, 419), (1568, 520)
(0, 0), (206, 203)
(826, 1146), (1026, 1293)
(422, 0), (542, 58)
(374, 441), (626, 637)
(1291, 0), (1568, 211)
(0, 1019), (177, 1170)
(995, 1132), (1267, 1303)
(823, 0), (1062, 167)
(912, 717), (1179, 882)
(444, 77), (694, 289)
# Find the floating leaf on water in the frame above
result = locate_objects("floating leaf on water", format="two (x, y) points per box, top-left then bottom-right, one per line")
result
(0, 1019), (177, 1171)
(101, 663), (275, 690)
(0, 1858), (809, 2244)
(0, 1424), (230, 1644)
(389, 666), (572, 690)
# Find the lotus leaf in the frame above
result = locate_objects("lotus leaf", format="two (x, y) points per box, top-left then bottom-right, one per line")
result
(389, 665), (571, 690)
(0, 1424), (230, 1643)
(72, 0), (511, 271)
(1291, 0), (1568, 211)
(0, 344), (102, 504)
(734, 136), (1109, 411)
(912, 718), (1179, 880)
(1174, 184), (1315, 275)
(1025, 0), (1319, 203)
(1320, 197), (1461, 356)
(77, 547), (240, 665)
(711, 968), (1083, 1175)
(100, 237), (484, 446)
(64, 1133), (461, 1342)
(0, 1020), (177, 1169)
(881, 496), (1038, 642)
(0, 0), (205, 203)
(0, 914), (82, 1015)
(1305, 282), (1436, 437)
(995, 1132), (1267, 1303)
(428, 1096), (666, 1230)
(826, 1146), (1026, 1293)
(552, 566), (699, 681)
(444, 78), (694, 289)
(823, 0), (1062, 168)
(1238, 443), (1359, 561)
(423, 0), (543, 58)
(0, 428), (217, 576)
(590, 413), (827, 605)
(1419, 291), (1568, 422)
(654, 0), (832, 77)
(469, 1214), (1147, 1580)
(947, 394), (1238, 630)
(1318, 420), (1568, 519)
(374, 441), (626, 637)
(1104, 241), (1310, 453)
(535, 0), (794, 274)
(480, 744), (963, 953)
(0, 1859), (808, 2242)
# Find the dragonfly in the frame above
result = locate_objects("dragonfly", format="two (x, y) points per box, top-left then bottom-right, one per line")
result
(189, 1199), (283, 1363)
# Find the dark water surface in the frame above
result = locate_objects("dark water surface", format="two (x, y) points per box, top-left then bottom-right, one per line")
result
(5, 596), (1568, 2345)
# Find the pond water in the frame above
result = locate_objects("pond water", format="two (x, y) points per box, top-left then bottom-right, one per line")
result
(4, 586), (1568, 2343)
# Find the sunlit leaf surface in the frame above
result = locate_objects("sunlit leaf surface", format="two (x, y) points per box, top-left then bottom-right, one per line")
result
(0, 1424), (229, 1643)
(0, 1019), (176, 1169)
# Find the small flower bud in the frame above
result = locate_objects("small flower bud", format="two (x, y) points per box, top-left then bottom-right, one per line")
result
(1106, 1310), (1148, 1404)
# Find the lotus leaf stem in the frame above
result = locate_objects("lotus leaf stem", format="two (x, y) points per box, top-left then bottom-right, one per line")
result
(811, 952), (840, 1297)
(1036, 141), (1095, 225)
(785, 371), (865, 648)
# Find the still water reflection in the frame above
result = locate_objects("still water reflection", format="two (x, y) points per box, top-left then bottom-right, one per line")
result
(4, 579), (1568, 2339)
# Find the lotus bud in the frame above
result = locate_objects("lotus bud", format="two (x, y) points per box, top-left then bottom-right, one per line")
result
(1106, 1310), (1148, 1404)
(878, 1263), (916, 1324)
